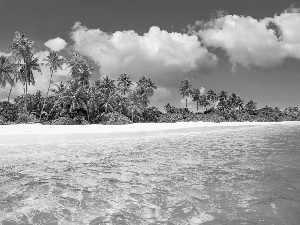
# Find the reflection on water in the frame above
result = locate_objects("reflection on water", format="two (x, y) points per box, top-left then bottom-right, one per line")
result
(0, 125), (300, 224)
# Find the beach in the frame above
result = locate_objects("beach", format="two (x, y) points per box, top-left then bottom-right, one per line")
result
(1, 121), (300, 136)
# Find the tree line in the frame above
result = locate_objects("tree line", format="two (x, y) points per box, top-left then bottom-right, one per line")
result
(0, 31), (299, 124)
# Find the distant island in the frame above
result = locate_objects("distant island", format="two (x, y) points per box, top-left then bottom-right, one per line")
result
(1, 31), (300, 125)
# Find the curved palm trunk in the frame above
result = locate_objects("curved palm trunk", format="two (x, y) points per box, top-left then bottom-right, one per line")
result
(7, 85), (13, 102)
(40, 72), (53, 121)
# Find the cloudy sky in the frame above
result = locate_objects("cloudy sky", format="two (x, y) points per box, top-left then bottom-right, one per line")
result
(0, 0), (299, 110)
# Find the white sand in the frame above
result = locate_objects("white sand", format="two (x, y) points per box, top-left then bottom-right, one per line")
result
(0, 121), (299, 136)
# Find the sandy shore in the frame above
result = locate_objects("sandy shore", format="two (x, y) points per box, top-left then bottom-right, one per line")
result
(0, 121), (300, 136)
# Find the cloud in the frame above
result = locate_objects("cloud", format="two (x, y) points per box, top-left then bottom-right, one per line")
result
(44, 37), (67, 52)
(0, 51), (12, 57)
(191, 7), (300, 70)
(200, 87), (205, 95)
(70, 22), (218, 89)
(152, 87), (172, 102)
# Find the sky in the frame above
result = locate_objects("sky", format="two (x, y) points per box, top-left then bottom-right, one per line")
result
(0, 0), (300, 111)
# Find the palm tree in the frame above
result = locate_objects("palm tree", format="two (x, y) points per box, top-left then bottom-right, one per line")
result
(199, 95), (210, 111)
(245, 100), (257, 114)
(68, 53), (93, 86)
(178, 79), (193, 108)
(126, 90), (143, 122)
(218, 91), (228, 101)
(117, 73), (133, 96)
(99, 75), (116, 95)
(47, 82), (66, 120)
(191, 88), (201, 111)
(0, 55), (16, 101)
(40, 51), (64, 121)
(136, 76), (157, 109)
(206, 90), (217, 107)
(61, 80), (89, 120)
(10, 31), (41, 113)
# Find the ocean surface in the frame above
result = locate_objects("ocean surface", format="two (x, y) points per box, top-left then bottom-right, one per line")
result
(0, 124), (299, 225)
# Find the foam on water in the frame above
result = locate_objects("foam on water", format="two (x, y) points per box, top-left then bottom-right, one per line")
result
(0, 124), (300, 224)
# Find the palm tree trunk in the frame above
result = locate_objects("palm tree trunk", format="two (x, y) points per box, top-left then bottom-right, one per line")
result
(8, 85), (13, 102)
(196, 100), (199, 111)
(86, 109), (90, 122)
(24, 80), (28, 114)
(40, 72), (53, 122)
(185, 98), (187, 108)
(132, 108), (134, 122)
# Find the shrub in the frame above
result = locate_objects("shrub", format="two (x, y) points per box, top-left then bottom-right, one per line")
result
(0, 101), (18, 122)
(51, 117), (76, 125)
(73, 116), (89, 125)
(101, 112), (133, 125)
(0, 115), (8, 125)
(159, 113), (184, 123)
(16, 113), (39, 124)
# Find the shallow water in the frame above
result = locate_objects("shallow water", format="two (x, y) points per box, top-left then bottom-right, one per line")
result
(0, 124), (299, 225)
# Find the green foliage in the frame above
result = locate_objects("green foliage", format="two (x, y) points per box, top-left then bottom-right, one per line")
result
(16, 113), (39, 124)
(0, 101), (18, 122)
(73, 116), (89, 125)
(159, 113), (184, 123)
(51, 117), (76, 125)
(14, 91), (44, 116)
(98, 112), (133, 125)
(0, 115), (8, 125)
(142, 107), (162, 123)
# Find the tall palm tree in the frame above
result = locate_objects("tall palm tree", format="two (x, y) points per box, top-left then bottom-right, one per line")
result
(191, 88), (201, 111)
(68, 53), (93, 86)
(117, 73), (133, 96)
(178, 79), (193, 108)
(100, 75), (116, 95)
(199, 95), (210, 111)
(47, 82), (66, 120)
(126, 90), (143, 122)
(61, 80), (89, 120)
(40, 51), (64, 120)
(136, 76), (157, 109)
(245, 100), (257, 114)
(206, 90), (217, 107)
(10, 31), (41, 113)
(0, 55), (16, 101)
(218, 91), (228, 101)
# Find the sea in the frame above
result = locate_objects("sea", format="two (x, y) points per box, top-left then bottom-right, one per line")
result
(0, 124), (299, 225)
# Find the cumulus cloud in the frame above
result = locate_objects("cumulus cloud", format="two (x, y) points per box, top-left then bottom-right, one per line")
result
(191, 7), (300, 70)
(70, 22), (218, 89)
(44, 37), (67, 51)
(152, 87), (172, 102)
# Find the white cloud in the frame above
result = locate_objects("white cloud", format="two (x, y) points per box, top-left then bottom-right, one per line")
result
(0, 51), (12, 57)
(200, 87), (205, 95)
(70, 22), (218, 88)
(152, 87), (172, 102)
(44, 37), (67, 52)
(193, 8), (300, 70)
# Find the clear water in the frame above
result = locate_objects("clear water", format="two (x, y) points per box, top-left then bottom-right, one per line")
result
(0, 124), (299, 225)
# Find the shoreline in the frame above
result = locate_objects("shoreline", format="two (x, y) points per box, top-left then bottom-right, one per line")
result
(1, 121), (300, 136)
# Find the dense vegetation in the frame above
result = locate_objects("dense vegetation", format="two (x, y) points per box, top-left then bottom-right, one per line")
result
(0, 31), (300, 125)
